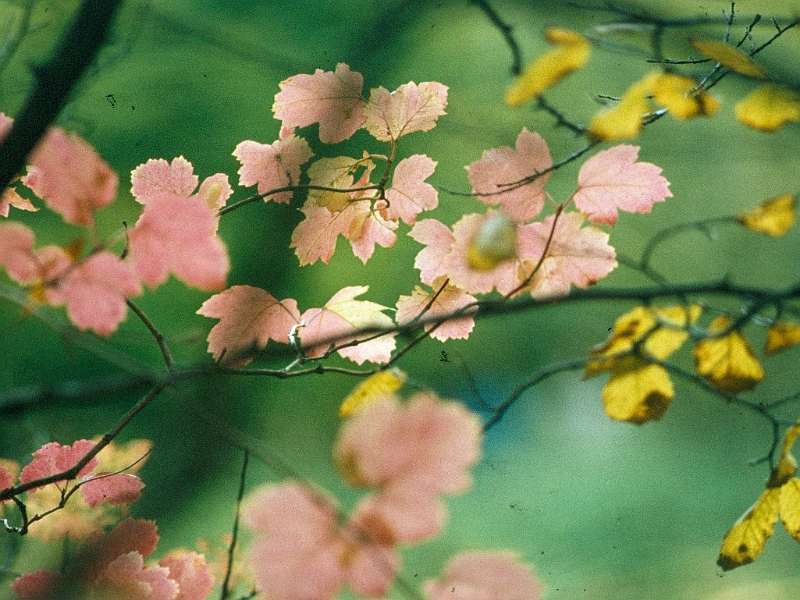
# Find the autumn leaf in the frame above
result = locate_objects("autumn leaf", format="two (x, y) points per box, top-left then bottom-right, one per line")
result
(694, 316), (764, 393)
(737, 194), (796, 236)
(587, 72), (659, 141)
(408, 218), (455, 285)
(718, 487), (781, 571)
(272, 63), (366, 143)
(395, 277), (477, 342)
(20, 440), (99, 489)
(131, 156), (198, 202)
(467, 211), (517, 271)
(651, 72), (720, 120)
(383, 154), (438, 225)
(80, 473), (145, 508)
(306, 154), (374, 212)
(197, 285), (301, 366)
(465, 128), (552, 223)
(505, 27), (590, 107)
(0, 221), (38, 284)
(601, 358), (674, 424)
(0, 187), (37, 218)
(689, 37), (769, 79)
(363, 81), (448, 142)
(233, 132), (313, 204)
(735, 84), (800, 131)
(339, 369), (407, 417)
(423, 551), (543, 600)
(573, 145), (672, 226)
(765, 321), (800, 355)
(768, 424), (800, 488)
(780, 478), (800, 542)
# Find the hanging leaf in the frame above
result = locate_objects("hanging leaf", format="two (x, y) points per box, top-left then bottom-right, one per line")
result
(765, 321), (800, 355)
(587, 72), (659, 141)
(735, 84), (800, 132)
(339, 369), (407, 417)
(693, 316), (764, 393)
(689, 38), (768, 79)
(717, 487), (780, 571)
(737, 194), (796, 236)
(651, 72), (720, 120)
(601, 358), (674, 424)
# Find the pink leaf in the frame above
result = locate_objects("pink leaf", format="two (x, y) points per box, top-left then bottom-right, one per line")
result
(573, 144), (672, 225)
(466, 128), (552, 223)
(408, 219), (454, 285)
(127, 192), (229, 291)
(23, 128), (118, 226)
(0, 187), (38, 217)
(197, 173), (233, 210)
(0, 464), (13, 495)
(159, 553), (214, 600)
(423, 551), (543, 600)
(131, 156), (199, 204)
(233, 133), (312, 204)
(273, 63), (366, 143)
(395, 278), (476, 341)
(98, 552), (178, 600)
(0, 221), (38, 283)
(20, 440), (98, 487)
(299, 286), (396, 364)
(352, 489), (445, 545)
(347, 203), (398, 264)
(518, 211), (617, 299)
(11, 569), (63, 600)
(363, 81), (448, 141)
(290, 204), (354, 266)
(44, 251), (142, 336)
(80, 473), (145, 507)
(197, 285), (301, 366)
(383, 154), (438, 225)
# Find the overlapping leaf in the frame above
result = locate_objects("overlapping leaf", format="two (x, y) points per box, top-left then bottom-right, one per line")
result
(395, 277), (477, 342)
(694, 315), (764, 393)
(363, 81), (448, 142)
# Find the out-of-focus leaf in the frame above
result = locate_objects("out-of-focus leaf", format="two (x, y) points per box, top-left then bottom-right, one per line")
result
(765, 321), (800, 355)
(737, 194), (796, 237)
(735, 84), (800, 131)
(689, 38), (768, 79)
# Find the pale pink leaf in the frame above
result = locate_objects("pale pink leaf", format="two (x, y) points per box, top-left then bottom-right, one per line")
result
(20, 439), (99, 487)
(352, 489), (445, 545)
(423, 551), (543, 600)
(518, 211), (617, 299)
(44, 251), (142, 336)
(0, 187), (37, 217)
(408, 219), (454, 285)
(348, 203), (398, 263)
(363, 81), (448, 141)
(131, 156), (198, 204)
(233, 134), (312, 204)
(23, 128), (118, 226)
(466, 128), (552, 223)
(273, 63), (366, 143)
(98, 552), (178, 600)
(340, 512), (401, 595)
(383, 154), (438, 225)
(197, 285), (301, 366)
(80, 473), (145, 507)
(396, 278), (476, 341)
(574, 144), (672, 225)
(290, 204), (354, 266)
(127, 192), (229, 291)
(0, 221), (38, 283)
(159, 553), (215, 600)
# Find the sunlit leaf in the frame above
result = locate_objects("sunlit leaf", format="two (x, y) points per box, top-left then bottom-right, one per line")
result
(737, 194), (796, 237)
(651, 72), (720, 120)
(467, 211), (517, 270)
(339, 369), (406, 417)
(689, 38), (768, 80)
(765, 320), (800, 355)
(780, 478), (800, 542)
(693, 316), (764, 393)
(505, 28), (590, 107)
(768, 423), (800, 489)
(735, 84), (800, 132)
(717, 487), (780, 571)
(601, 357), (674, 424)
(587, 72), (659, 141)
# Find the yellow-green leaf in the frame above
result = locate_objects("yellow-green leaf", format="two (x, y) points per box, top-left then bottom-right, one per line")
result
(339, 368), (406, 416)
(651, 72), (720, 120)
(693, 316), (764, 393)
(735, 84), (800, 132)
(779, 478), (800, 541)
(717, 487), (780, 571)
(586, 72), (659, 141)
(737, 194), (796, 237)
(765, 320), (800, 355)
(689, 37), (768, 80)
(467, 211), (517, 270)
(505, 28), (590, 107)
(602, 358), (674, 424)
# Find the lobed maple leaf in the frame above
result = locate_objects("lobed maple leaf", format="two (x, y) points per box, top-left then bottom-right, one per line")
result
(273, 63), (366, 143)
(573, 145), (672, 226)
(383, 154), (438, 225)
(159, 553), (215, 600)
(347, 201), (398, 263)
(22, 128), (118, 226)
(233, 131), (313, 204)
(395, 277), (477, 342)
(80, 473), (145, 507)
(363, 81), (448, 142)
(408, 219), (454, 285)
(465, 128), (552, 223)
(197, 285), (301, 366)
(131, 156), (199, 202)
(20, 439), (99, 488)
(0, 221), (38, 283)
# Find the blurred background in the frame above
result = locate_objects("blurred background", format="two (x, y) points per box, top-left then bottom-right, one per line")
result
(1, 0), (799, 598)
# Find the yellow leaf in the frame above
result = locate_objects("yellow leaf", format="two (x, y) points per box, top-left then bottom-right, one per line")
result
(586, 72), (659, 141)
(689, 38), (769, 80)
(779, 478), (800, 541)
(693, 316), (764, 393)
(735, 84), (800, 132)
(586, 304), (701, 376)
(651, 72), (720, 120)
(602, 358), (674, 424)
(768, 424), (800, 488)
(717, 487), (780, 571)
(737, 194), (796, 237)
(505, 28), (590, 107)
(765, 320), (800, 355)
(339, 368), (406, 416)
(467, 211), (517, 270)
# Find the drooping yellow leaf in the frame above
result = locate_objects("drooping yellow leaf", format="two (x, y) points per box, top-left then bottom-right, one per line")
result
(717, 487), (780, 571)
(689, 37), (769, 80)
(737, 194), (796, 237)
(693, 316), (764, 393)
(651, 72), (720, 120)
(505, 28), (590, 107)
(339, 368), (406, 416)
(735, 84), (800, 132)
(779, 478), (800, 541)
(768, 423), (800, 488)
(587, 72), (659, 141)
(586, 304), (701, 376)
(602, 358), (674, 424)
(765, 320), (800, 355)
